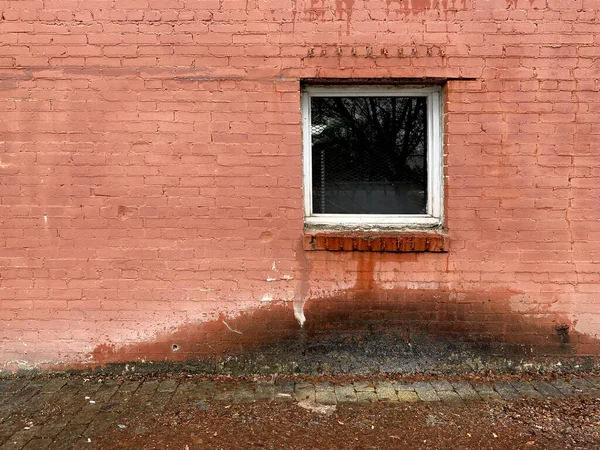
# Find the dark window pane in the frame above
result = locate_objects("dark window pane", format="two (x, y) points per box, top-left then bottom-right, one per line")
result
(311, 96), (428, 215)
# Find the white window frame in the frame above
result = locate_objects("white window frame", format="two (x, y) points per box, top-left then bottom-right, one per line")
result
(302, 85), (444, 230)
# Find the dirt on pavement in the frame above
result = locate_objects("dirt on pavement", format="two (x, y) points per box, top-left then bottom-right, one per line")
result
(92, 395), (600, 450)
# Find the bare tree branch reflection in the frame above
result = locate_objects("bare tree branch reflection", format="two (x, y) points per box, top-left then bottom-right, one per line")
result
(311, 96), (428, 215)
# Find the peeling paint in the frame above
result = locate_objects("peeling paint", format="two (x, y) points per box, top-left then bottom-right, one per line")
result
(222, 320), (243, 334)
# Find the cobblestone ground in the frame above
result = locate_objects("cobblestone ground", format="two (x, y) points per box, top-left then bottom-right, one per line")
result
(1, 373), (600, 449)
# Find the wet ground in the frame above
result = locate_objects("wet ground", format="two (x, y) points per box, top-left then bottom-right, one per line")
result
(1, 372), (600, 449)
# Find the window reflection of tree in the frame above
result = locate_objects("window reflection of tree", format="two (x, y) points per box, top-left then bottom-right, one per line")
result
(311, 96), (428, 214)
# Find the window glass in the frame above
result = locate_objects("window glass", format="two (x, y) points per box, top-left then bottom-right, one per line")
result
(310, 96), (428, 215)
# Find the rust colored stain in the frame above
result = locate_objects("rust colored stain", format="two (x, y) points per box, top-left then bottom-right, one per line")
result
(384, 0), (469, 15)
(92, 305), (299, 366)
(90, 247), (599, 366)
(295, 0), (469, 37)
(308, 0), (329, 21)
(303, 231), (449, 252)
(91, 288), (598, 367)
(334, 0), (355, 35)
(505, 0), (535, 7)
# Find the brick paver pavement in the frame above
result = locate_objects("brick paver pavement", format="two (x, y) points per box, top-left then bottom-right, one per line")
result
(0, 373), (598, 449)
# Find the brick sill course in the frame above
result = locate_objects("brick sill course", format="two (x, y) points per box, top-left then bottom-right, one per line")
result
(303, 230), (449, 252)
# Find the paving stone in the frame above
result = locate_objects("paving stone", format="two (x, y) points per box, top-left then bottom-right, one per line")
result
(2, 373), (600, 450)
(0, 385), (43, 422)
(529, 380), (564, 398)
(171, 381), (215, 403)
(35, 423), (67, 439)
(294, 382), (315, 402)
(117, 381), (141, 393)
(254, 382), (275, 402)
(212, 385), (234, 403)
(586, 376), (600, 389)
(51, 424), (88, 450)
(492, 382), (521, 401)
(414, 382), (440, 402)
(430, 380), (454, 392)
(0, 381), (29, 397)
(375, 382), (398, 402)
(129, 390), (173, 435)
(70, 402), (102, 426)
(110, 383), (141, 406)
(437, 391), (463, 403)
(315, 383), (337, 405)
(334, 384), (357, 403)
(0, 392), (55, 434)
(89, 381), (121, 403)
(39, 380), (67, 395)
(0, 430), (33, 450)
(511, 382), (543, 399)
(473, 384), (502, 402)
(150, 390), (173, 408)
(70, 435), (97, 450)
(21, 438), (51, 450)
(65, 382), (120, 426)
(84, 411), (121, 438)
(157, 380), (179, 393)
(117, 384), (173, 437)
(353, 381), (375, 392)
(0, 423), (17, 443)
(74, 380), (104, 400)
(233, 383), (256, 404)
(396, 391), (420, 403)
(550, 379), (577, 396)
(274, 382), (294, 403)
(137, 380), (160, 396)
(356, 391), (378, 403)
(393, 382), (416, 392)
(451, 382), (482, 402)
(33, 382), (93, 427)
(569, 378), (600, 395)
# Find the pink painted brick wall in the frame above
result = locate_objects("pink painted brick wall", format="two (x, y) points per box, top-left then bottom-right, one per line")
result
(1, 0), (600, 369)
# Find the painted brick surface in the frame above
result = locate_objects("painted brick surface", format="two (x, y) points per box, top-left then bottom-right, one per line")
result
(1, 0), (600, 370)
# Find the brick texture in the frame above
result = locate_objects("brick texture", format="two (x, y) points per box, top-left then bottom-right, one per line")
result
(1, 0), (600, 369)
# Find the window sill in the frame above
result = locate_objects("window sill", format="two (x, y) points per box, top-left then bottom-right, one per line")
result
(303, 230), (449, 252)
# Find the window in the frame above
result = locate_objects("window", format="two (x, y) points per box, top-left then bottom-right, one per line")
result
(302, 85), (443, 230)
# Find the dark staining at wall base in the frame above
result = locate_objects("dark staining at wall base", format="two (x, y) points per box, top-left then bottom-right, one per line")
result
(91, 250), (600, 374)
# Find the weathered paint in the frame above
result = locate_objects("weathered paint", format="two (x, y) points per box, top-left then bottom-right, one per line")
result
(1, 0), (600, 372)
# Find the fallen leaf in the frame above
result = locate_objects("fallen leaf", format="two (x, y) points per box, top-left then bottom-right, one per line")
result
(526, 442), (535, 446)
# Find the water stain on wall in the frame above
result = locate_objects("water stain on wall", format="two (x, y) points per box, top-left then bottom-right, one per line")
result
(90, 246), (598, 370)
(292, 0), (470, 35)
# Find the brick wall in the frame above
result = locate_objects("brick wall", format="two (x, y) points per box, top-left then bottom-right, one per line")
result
(1, 0), (600, 370)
